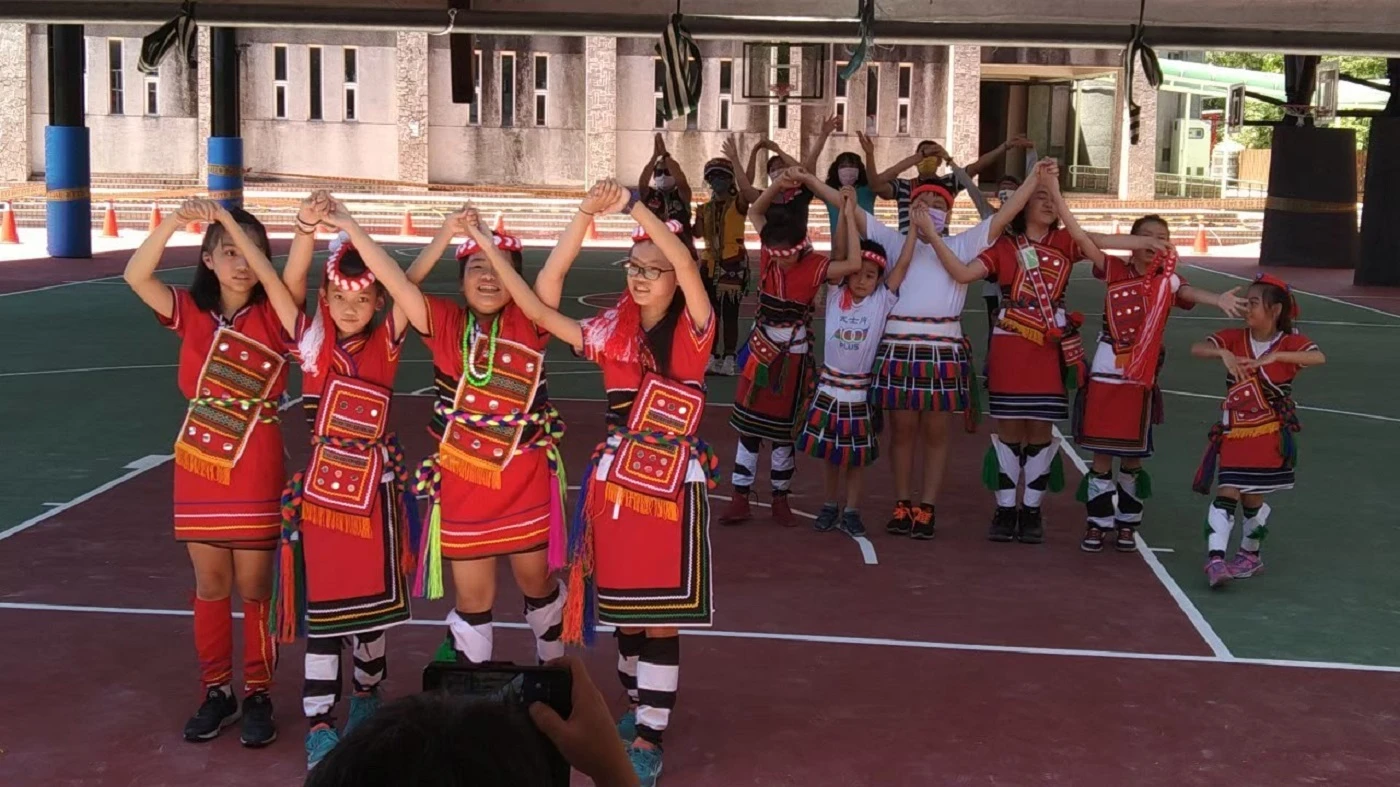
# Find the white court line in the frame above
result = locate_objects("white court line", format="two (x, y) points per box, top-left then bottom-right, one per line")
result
(1186, 264), (1400, 322)
(4, 600), (1399, 675)
(0, 265), (199, 298)
(0, 395), (304, 543)
(1051, 425), (1234, 660)
(1082, 312), (1400, 329)
(1160, 388), (1400, 424)
(0, 363), (178, 379)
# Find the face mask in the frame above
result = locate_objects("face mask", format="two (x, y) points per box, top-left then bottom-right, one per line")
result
(837, 167), (860, 187)
(707, 177), (733, 194)
(997, 189), (1014, 205)
(927, 209), (947, 235)
(652, 175), (675, 191)
(916, 156), (941, 177)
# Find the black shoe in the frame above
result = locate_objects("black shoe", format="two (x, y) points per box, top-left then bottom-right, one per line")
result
(988, 506), (1017, 542)
(183, 686), (240, 742)
(1114, 525), (1138, 553)
(813, 504), (840, 533)
(1017, 507), (1045, 544)
(839, 509), (867, 538)
(240, 691), (277, 748)
(885, 501), (913, 535)
(1080, 526), (1106, 553)
(910, 505), (935, 540)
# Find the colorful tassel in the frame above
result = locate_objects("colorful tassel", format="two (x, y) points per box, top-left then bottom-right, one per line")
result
(270, 474), (307, 644)
(561, 468), (598, 646)
(1074, 472), (1090, 503)
(1047, 449), (1065, 493)
(546, 447), (568, 571)
(1130, 467), (1154, 500)
(981, 444), (1000, 492)
(1192, 425), (1224, 494)
(423, 503), (444, 600)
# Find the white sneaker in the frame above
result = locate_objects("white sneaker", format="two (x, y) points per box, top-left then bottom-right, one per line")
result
(720, 356), (738, 376)
(706, 357), (721, 375)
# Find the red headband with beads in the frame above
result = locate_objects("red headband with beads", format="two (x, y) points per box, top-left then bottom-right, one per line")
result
(456, 232), (524, 260)
(324, 243), (376, 292)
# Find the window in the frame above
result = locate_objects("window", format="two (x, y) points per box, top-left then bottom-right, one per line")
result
(144, 70), (159, 116)
(833, 61), (849, 133)
(468, 49), (481, 125)
(533, 54), (548, 127)
(108, 39), (124, 115)
(653, 57), (666, 129)
(774, 45), (791, 130)
(273, 45), (288, 119)
(897, 63), (912, 135)
(500, 52), (515, 127)
(309, 46), (323, 121)
(718, 58), (733, 131)
(343, 47), (358, 122)
(864, 64), (880, 136)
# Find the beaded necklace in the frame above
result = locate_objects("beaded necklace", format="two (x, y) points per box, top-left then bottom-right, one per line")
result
(462, 311), (500, 387)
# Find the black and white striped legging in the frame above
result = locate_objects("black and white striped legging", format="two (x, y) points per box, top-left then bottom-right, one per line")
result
(733, 435), (795, 495)
(303, 631), (387, 727)
(616, 630), (681, 747)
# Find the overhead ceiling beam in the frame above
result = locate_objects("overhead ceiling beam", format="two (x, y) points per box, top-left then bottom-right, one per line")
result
(4, 4), (1399, 56)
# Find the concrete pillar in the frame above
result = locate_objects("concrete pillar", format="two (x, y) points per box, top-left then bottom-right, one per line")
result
(0, 24), (29, 183)
(584, 36), (617, 183)
(46, 24), (90, 259)
(196, 26), (211, 184)
(1006, 84), (1029, 179)
(1110, 63), (1157, 200)
(208, 28), (243, 209)
(944, 44), (980, 169)
(395, 32), (429, 185)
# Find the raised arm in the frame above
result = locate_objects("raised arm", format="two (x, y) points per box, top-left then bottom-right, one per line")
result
(1178, 284), (1246, 317)
(802, 115), (840, 174)
(1085, 233), (1171, 255)
(463, 210), (582, 348)
(537, 181), (625, 308)
(1042, 161), (1105, 268)
(324, 202), (431, 335)
(207, 201), (301, 336)
(825, 190), (863, 282)
(631, 201), (712, 330)
(723, 135), (761, 205)
(794, 166), (843, 208)
(284, 191), (332, 307)
(122, 203), (190, 319)
(964, 134), (1033, 179)
(858, 132), (894, 199)
(951, 165), (996, 220)
(747, 171), (793, 235)
(885, 212), (917, 293)
(761, 139), (801, 171)
(987, 162), (1044, 239)
(404, 209), (465, 286)
(918, 209), (988, 284)
(1254, 348), (1326, 368)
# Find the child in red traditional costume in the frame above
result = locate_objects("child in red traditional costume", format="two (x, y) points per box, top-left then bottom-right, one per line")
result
(269, 193), (428, 770)
(719, 167), (861, 527)
(345, 199), (589, 671)
(1072, 215), (1245, 554)
(796, 188), (916, 536)
(1190, 275), (1325, 588)
(480, 179), (715, 787)
(123, 198), (302, 747)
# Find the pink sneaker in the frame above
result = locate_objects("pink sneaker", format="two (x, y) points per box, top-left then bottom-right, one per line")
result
(1226, 551), (1264, 579)
(1205, 557), (1231, 589)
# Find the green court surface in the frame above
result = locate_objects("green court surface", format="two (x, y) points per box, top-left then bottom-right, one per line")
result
(2, 245), (1398, 668)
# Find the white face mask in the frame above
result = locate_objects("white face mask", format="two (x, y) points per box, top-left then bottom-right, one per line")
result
(927, 209), (948, 235)
(837, 167), (860, 187)
(652, 175), (675, 191)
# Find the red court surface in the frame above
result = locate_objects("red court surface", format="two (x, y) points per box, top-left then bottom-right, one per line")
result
(4, 398), (1400, 786)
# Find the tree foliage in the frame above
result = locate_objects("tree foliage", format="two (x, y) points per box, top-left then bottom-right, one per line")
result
(1203, 52), (1388, 150)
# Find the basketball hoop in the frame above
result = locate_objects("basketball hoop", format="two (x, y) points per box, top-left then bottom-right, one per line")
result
(770, 82), (793, 101)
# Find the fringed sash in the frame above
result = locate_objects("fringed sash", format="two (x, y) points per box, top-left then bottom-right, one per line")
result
(175, 328), (284, 485)
(602, 374), (705, 521)
(997, 236), (1068, 345)
(438, 335), (545, 489)
(301, 375), (391, 538)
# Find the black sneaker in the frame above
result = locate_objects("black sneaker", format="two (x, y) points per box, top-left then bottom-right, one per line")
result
(988, 506), (1018, 542)
(240, 691), (277, 748)
(1080, 526), (1105, 553)
(183, 686), (240, 742)
(910, 505), (935, 540)
(1114, 525), (1138, 553)
(885, 501), (913, 535)
(839, 509), (867, 537)
(813, 503), (840, 533)
(1017, 507), (1045, 544)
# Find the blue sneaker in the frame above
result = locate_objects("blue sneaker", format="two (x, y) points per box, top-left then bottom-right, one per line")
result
(813, 504), (840, 532)
(628, 744), (664, 787)
(344, 690), (381, 736)
(616, 707), (638, 744)
(305, 726), (340, 771)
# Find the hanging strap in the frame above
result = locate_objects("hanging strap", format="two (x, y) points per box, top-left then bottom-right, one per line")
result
(1123, 0), (1163, 145)
(839, 0), (877, 81)
(138, 1), (197, 75)
(656, 12), (702, 122)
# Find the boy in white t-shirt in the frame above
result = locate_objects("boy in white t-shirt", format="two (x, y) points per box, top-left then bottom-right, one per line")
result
(796, 189), (917, 536)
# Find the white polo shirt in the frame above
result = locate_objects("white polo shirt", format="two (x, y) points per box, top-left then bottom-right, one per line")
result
(861, 211), (994, 340)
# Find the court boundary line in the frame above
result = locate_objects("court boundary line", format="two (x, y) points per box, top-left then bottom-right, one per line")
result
(1185, 264), (1400, 321)
(6, 600), (1399, 675)
(0, 266), (198, 298)
(1051, 425), (1234, 660)
(1161, 388), (1400, 424)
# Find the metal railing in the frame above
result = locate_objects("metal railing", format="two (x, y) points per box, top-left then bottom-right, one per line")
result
(1068, 165), (1268, 199)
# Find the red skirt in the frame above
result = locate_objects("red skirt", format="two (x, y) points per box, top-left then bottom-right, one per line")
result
(730, 351), (811, 441)
(439, 449), (552, 560)
(173, 423), (284, 550)
(302, 477), (412, 637)
(1217, 426), (1295, 492)
(986, 333), (1068, 421)
(1075, 379), (1155, 457)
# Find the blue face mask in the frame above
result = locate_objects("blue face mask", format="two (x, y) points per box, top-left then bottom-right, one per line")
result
(707, 177), (733, 194)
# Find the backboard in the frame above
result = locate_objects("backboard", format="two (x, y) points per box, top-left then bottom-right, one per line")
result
(1314, 61), (1339, 126)
(735, 42), (828, 105)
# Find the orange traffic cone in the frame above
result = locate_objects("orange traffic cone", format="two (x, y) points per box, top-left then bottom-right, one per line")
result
(586, 215), (599, 241)
(1193, 221), (1209, 254)
(1111, 218), (1120, 234)
(0, 201), (18, 244)
(493, 213), (506, 234)
(400, 211), (416, 237)
(102, 202), (119, 238)
(147, 204), (163, 233)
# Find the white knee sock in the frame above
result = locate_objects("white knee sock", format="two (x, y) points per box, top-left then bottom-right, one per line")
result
(448, 609), (493, 663)
(1240, 503), (1271, 552)
(1206, 497), (1237, 555)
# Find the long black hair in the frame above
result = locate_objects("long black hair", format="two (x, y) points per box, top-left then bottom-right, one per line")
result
(190, 208), (271, 313)
(1251, 281), (1295, 334)
(825, 152), (869, 189)
(644, 291), (689, 377)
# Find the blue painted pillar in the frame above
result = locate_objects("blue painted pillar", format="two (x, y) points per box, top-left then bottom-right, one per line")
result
(208, 28), (243, 209)
(46, 25), (90, 259)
